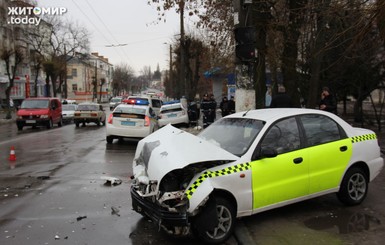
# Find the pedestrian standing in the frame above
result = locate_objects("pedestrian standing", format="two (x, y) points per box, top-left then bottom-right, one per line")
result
(228, 96), (235, 114)
(220, 97), (230, 117)
(319, 86), (337, 113)
(270, 85), (293, 108)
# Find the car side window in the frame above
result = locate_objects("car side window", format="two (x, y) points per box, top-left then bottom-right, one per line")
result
(260, 117), (301, 154)
(149, 107), (156, 117)
(300, 114), (342, 146)
(151, 99), (162, 108)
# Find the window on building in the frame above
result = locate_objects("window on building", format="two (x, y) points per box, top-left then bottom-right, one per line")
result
(72, 69), (77, 77)
(72, 84), (78, 91)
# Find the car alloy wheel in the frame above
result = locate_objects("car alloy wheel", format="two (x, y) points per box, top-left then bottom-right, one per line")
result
(338, 167), (368, 206)
(193, 196), (236, 244)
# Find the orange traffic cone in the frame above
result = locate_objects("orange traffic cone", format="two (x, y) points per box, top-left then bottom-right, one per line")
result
(9, 146), (16, 161)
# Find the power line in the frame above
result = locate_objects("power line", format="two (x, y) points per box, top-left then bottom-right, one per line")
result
(70, 0), (128, 65)
(84, 0), (133, 65)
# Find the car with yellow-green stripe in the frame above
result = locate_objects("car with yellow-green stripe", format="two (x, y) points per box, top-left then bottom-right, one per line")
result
(131, 108), (383, 244)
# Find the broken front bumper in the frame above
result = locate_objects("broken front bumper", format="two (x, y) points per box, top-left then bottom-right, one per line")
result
(130, 186), (189, 227)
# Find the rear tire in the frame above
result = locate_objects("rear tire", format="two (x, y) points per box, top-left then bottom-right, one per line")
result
(337, 167), (368, 206)
(192, 196), (236, 244)
(106, 136), (113, 144)
(17, 125), (23, 131)
(75, 122), (79, 127)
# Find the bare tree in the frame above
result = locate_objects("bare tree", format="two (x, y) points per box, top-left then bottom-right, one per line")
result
(1, 48), (24, 119)
(43, 16), (90, 97)
(112, 63), (135, 96)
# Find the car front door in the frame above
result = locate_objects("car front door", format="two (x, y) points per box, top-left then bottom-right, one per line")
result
(251, 116), (309, 210)
(299, 114), (351, 194)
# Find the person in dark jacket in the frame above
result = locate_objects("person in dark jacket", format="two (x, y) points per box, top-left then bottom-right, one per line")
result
(319, 86), (337, 113)
(228, 96), (235, 114)
(201, 93), (215, 128)
(220, 97), (230, 117)
(270, 85), (293, 108)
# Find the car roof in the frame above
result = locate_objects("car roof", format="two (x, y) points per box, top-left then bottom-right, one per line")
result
(116, 104), (149, 109)
(227, 108), (348, 124)
(78, 102), (100, 105)
(23, 97), (58, 100)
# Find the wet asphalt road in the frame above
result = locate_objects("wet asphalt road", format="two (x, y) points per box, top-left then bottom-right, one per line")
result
(0, 113), (384, 245)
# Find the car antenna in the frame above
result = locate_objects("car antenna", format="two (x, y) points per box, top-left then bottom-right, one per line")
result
(242, 109), (251, 117)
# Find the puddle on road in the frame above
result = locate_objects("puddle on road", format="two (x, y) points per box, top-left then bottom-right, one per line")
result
(304, 210), (381, 234)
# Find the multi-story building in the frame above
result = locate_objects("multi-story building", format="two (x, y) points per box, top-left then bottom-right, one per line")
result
(0, 0), (49, 105)
(66, 52), (113, 103)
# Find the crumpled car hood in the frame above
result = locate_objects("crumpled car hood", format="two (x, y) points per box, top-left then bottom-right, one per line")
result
(133, 124), (239, 183)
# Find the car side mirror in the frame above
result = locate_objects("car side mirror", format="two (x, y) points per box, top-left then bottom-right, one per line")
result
(260, 147), (278, 158)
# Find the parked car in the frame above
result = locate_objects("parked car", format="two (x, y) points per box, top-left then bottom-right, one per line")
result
(106, 100), (158, 144)
(131, 108), (384, 244)
(109, 97), (122, 110)
(123, 95), (162, 116)
(16, 97), (62, 130)
(158, 100), (189, 127)
(61, 104), (78, 124)
(74, 102), (106, 127)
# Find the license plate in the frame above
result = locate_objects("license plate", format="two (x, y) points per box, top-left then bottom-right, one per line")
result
(26, 120), (36, 123)
(121, 121), (135, 126)
(81, 114), (89, 117)
(168, 113), (177, 118)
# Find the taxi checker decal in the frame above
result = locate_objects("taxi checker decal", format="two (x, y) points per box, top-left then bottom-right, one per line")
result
(185, 163), (251, 199)
(351, 133), (377, 143)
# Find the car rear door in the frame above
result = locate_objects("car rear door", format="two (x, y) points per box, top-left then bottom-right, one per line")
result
(298, 114), (352, 194)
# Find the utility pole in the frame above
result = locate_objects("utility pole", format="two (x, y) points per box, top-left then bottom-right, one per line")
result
(179, 0), (186, 98)
(233, 0), (267, 109)
(169, 44), (172, 88)
(93, 58), (97, 102)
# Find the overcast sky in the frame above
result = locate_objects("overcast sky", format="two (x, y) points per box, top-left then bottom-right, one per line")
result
(38, 0), (185, 75)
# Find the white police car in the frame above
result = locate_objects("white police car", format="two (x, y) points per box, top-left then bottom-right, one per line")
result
(130, 108), (383, 244)
(106, 99), (158, 143)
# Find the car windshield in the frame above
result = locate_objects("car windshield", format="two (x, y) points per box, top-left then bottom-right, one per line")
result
(20, 99), (49, 109)
(114, 107), (146, 115)
(161, 104), (183, 113)
(62, 105), (77, 111)
(111, 98), (122, 103)
(198, 118), (264, 156)
(77, 104), (98, 111)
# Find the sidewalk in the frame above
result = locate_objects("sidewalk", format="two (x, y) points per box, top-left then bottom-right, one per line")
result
(0, 109), (15, 125)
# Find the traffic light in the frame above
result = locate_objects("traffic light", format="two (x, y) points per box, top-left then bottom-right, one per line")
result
(235, 44), (256, 61)
(234, 26), (256, 44)
(234, 26), (257, 61)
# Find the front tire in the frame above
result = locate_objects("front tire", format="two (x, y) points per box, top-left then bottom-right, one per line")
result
(47, 119), (53, 129)
(337, 167), (368, 206)
(193, 196), (236, 244)
(58, 117), (62, 127)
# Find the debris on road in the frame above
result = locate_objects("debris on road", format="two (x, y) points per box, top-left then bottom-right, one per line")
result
(111, 206), (120, 216)
(101, 176), (122, 186)
(76, 215), (87, 221)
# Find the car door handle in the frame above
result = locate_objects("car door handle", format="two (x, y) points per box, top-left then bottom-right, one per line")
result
(340, 146), (348, 152)
(293, 157), (303, 164)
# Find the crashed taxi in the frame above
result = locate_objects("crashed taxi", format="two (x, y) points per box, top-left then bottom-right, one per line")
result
(130, 108), (383, 244)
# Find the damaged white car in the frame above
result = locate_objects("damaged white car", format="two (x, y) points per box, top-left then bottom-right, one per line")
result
(130, 108), (383, 244)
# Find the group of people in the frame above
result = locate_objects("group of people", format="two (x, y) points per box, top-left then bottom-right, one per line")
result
(200, 94), (235, 128)
(268, 85), (337, 114)
(199, 85), (336, 128)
